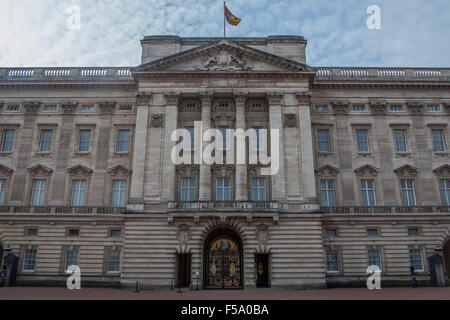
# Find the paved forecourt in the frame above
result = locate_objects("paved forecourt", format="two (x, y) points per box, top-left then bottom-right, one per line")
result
(1, 287), (450, 300)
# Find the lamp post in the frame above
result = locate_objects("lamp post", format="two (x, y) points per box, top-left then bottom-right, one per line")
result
(435, 245), (443, 254)
(195, 271), (200, 290)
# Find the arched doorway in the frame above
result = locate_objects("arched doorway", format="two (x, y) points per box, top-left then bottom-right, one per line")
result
(204, 229), (243, 289)
(444, 239), (450, 278)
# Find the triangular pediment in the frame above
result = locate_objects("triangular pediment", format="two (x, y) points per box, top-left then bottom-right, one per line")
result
(67, 164), (93, 176)
(315, 165), (340, 177)
(0, 164), (14, 176)
(132, 39), (313, 74)
(354, 164), (380, 177)
(27, 164), (53, 176)
(433, 164), (450, 177)
(394, 164), (419, 177)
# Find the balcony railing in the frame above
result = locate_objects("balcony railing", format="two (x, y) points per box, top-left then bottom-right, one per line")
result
(314, 67), (450, 81)
(169, 201), (279, 210)
(0, 206), (126, 215)
(322, 206), (450, 214)
(0, 67), (133, 81)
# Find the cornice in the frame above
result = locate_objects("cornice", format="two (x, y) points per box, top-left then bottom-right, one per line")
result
(312, 81), (450, 89)
(0, 81), (136, 90)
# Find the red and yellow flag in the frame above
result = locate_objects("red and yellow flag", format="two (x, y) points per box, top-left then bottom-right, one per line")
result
(224, 4), (241, 26)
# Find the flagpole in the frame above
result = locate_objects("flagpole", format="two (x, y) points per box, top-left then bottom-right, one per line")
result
(223, 0), (226, 38)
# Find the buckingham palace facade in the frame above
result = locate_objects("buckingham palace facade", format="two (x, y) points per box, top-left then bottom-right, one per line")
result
(0, 35), (449, 289)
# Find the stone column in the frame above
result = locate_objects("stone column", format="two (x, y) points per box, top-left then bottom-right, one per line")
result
(198, 92), (213, 201)
(234, 92), (248, 201)
(296, 92), (318, 203)
(267, 92), (286, 201)
(161, 92), (180, 202)
(128, 92), (151, 211)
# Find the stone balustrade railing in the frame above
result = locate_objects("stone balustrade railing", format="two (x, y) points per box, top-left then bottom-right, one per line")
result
(168, 201), (280, 210)
(314, 67), (450, 80)
(322, 206), (450, 214)
(0, 206), (126, 214)
(0, 68), (133, 81)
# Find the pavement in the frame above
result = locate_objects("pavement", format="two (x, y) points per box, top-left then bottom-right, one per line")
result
(1, 287), (450, 300)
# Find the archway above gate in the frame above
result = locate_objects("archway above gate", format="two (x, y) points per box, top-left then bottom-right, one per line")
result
(204, 229), (243, 289)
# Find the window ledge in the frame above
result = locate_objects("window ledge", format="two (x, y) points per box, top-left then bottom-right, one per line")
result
(74, 152), (91, 156)
(395, 152), (411, 157)
(114, 152), (130, 156)
(434, 152), (449, 156)
(357, 152), (372, 156)
(318, 152), (333, 156)
(0, 152), (13, 156)
(35, 152), (51, 156)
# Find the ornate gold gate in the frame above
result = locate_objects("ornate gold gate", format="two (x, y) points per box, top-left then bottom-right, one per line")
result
(205, 236), (242, 289)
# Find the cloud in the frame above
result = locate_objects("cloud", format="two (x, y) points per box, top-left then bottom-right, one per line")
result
(0, 0), (448, 67)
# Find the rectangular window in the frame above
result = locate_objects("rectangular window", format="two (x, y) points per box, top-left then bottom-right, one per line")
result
(71, 180), (86, 207)
(320, 180), (335, 206)
(184, 127), (195, 151)
(107, 250), (121, 273)
(81, 105), (95, 111)
(119, 105), (132, 111)
(43, 105), (57, 111)
(110, 230), (121, 238)
(218, 127), (229, 150)
(27, 228), (38, 237)
(112, 180), (127, 207)
(367, 229), (378, 236)
(427, 105), (440, 112)
(368, 249), (382, 269)
(326, 251), (339, 273)
(78, 129), (91, 153)
(361, 180), (376, 206)
(394, 130), (408, 153)
(39, 129), (53, 153)
(0, 179), (6, 205)
(356, 129), (369, 152)
(116, 130), (130, 153)
(325, 229), (337, 237)
(22, 249), (37, 272)
(390, 105), (403, 112)
(181, 178), (196, 202)
(401, 180), (416, 206)
(251, 128), (265, 151)
(409, 249), (424, 272)
(317, 130), (330, 153)
(408, 228), (419, 236)
(68, 229), (80, 237)
(432, 130), (445, 152)
(1, 129), (15, 152)
(251, 178), (266, 201)
(30, 180), (46, 206)
(65, 249), (79, 272)
(216, 178), (231, 201)
(353, 105), (366, 112)
(441, 179), (450, 206)
(315, 105), (328, 112)
(7, 105), (20, 112)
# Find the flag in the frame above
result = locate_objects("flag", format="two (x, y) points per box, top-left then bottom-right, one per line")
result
(224, 5), (241, 26)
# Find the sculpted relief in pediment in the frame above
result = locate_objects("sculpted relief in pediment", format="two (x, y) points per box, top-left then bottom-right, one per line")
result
(195, 50), (252, 71)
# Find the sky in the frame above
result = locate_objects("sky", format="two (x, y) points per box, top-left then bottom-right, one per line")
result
(0, 0), (449, 68)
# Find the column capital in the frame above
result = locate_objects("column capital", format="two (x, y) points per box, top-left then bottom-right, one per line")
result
(136, 91), (152, 106)
(266, 92), (284, 106)
(233, 91), (248, 107)
(295, 92), (311, 105)
(199, 91), (214, 106)
(164, 92), (180, 106)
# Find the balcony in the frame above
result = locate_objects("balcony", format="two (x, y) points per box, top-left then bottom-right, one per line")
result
(321, 206), (450, 214)
(168, 201), (279, 211)
(0, 206), (126, 215)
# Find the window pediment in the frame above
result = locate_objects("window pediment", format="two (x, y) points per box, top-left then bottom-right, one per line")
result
(354, 164), (380, 177)
(315, 165), (340, 177)
(27, 164), (53, 176)
(107, 165), (131, 177)
(213, 164), (235, 177)
(0, 164), (14, 176)
(433, 164), (450, 177)
(176, 164), (199, 177)
(67, 164), (93, 176)
(394, 164), (419, 177)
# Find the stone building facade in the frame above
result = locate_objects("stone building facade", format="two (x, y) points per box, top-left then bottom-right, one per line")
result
(0, 35), (449, 289)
